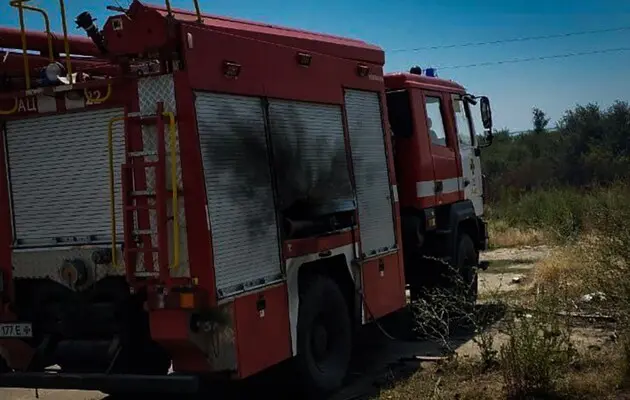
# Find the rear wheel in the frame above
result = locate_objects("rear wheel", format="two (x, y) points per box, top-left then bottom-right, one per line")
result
(0, 357), (10, 373)
(296, 275), (352, 395)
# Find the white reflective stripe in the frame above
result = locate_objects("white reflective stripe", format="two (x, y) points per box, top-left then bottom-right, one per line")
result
(416, 181), (434, 198)
(392, 185), (399, 202)
(52, 85), (74, 93)
(442, 177), (460, 194)
(24, 88), (44, 96)
(416, 177), (464, 198)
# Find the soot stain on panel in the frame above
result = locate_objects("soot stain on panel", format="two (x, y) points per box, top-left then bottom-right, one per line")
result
(202, 103), (276, 239)
(267, 102), (355, 220)
(202, 100), (356, 240)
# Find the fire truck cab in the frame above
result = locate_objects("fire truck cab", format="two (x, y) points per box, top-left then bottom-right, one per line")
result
(385, 70), (493, 298)
(0, 0), (493, 396)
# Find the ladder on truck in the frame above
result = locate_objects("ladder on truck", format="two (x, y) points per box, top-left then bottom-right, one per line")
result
(108, 102), (180, 282)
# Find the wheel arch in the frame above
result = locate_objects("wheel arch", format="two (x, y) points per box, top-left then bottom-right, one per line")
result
(447, 200), (484, 257)
(285, 244), (358, 356)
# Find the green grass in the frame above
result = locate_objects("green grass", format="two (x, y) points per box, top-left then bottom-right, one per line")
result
(488, 182), (630, 245)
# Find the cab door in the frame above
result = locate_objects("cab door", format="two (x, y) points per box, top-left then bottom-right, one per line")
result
(451, 94), (483, 215)
(421, 91), (461, 206)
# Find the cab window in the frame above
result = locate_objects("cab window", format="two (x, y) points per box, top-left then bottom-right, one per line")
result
(386, 90), (413, 138)
(424, 96), (447, 147)
(452, 94), (474, 147)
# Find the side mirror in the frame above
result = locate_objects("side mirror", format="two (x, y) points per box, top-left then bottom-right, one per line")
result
(480, 96), (492, 131)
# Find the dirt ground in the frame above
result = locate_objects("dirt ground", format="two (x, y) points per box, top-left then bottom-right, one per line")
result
(0, 245), (559, 400)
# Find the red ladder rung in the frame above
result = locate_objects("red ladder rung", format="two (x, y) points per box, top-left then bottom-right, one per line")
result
(130, 161), (160, 169)
(127, 247), (160, 254)
(126, 114), (159, 124)
(125, 204), (157, 211)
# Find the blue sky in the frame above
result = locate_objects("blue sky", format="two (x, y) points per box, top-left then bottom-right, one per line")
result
(1, 0), (629, 131)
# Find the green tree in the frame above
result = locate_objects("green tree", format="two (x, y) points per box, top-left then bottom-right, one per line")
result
(532, 107), (551, 134)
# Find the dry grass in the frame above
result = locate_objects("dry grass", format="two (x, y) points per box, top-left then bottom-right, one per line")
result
(488, 220), (549, 249)
(531, 244), (585, 299)
(377, 359), (504, 400)
(531, 234), (622, 302)
(380, 229), (628, 400)
(377, 342), (623, 400)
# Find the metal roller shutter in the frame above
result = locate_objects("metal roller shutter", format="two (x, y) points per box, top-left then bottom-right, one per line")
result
(344, 89), (396, 257)
(267, 100), (354, 216)
(194, 92), (282, 298)
(5, 108), (125, 247)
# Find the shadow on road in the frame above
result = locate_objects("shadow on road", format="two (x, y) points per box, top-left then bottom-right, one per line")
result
(105, 303), (506, 400)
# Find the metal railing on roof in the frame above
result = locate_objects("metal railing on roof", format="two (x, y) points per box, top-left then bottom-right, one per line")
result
(8, 0), (73, 90)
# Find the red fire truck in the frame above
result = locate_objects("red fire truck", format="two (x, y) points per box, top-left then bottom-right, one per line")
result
(0, 0), (493, 395)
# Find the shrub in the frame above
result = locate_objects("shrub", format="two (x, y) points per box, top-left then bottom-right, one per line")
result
(499, 305), (576, 399)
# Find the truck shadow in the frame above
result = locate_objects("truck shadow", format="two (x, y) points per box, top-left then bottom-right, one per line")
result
(105, 303), (506, 400)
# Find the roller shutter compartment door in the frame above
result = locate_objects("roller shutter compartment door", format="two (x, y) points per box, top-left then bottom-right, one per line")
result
(344, 89), (396, 257)
(195, 92), (282, 298)
(267, 99), (354, 216)
(5, 108), (126, 247)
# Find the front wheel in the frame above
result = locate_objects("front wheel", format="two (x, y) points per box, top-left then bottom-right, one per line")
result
(455, 233), (479, 308)
(296, 275), (352, 395)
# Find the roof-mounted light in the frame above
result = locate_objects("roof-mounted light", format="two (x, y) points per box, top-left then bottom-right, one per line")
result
(409, 66), (422, 75)
(425, 68), (437, 77)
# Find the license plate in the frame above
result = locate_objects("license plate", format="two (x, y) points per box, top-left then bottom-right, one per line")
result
(0, 323), (33, 338)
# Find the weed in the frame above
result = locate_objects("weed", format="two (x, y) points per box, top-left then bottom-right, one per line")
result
(499, 307), (576, 399)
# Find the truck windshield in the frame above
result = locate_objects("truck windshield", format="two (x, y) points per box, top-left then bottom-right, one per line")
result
(386, 90), (413, 138)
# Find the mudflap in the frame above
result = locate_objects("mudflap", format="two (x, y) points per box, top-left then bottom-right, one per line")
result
(0, 371), (200, 394)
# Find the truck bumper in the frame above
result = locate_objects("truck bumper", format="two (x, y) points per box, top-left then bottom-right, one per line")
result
(0, 372), (200, 393)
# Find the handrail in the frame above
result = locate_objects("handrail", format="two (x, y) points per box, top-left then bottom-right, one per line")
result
(108, 116), (126, 270)
(8, 1), (54, 62)
(164, 0), (202, 22)
(192, 0), (203, 23)
(163, 111), (180, 271)
(0, 99), (19, 116)
(164, 0), (172, 16)
(9, 0), (72, 89)
(9, 0), (30, 89)
(57, 0), (73, 84)
(85, 84), (113, 105)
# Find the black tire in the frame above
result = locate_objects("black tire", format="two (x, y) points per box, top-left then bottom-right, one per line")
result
(455, 233), (479, 307)
(0, 356), (10, 373)
(296, 275), (352, 395)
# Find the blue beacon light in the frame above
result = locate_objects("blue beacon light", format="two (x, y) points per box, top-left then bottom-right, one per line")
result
(425, 68), (437, 77)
